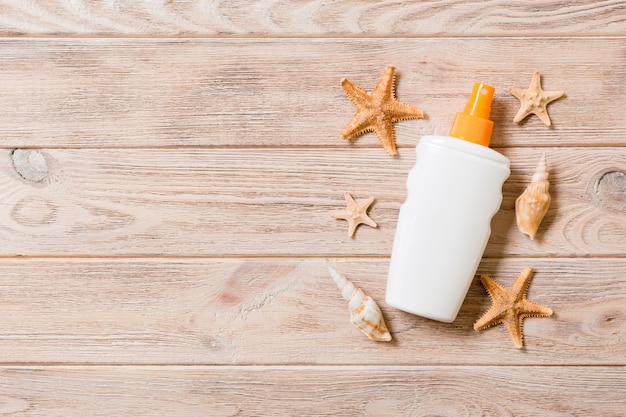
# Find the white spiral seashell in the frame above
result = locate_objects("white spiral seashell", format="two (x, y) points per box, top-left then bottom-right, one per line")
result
(328, 266), (392, 342)
(515, 153), (551, 240)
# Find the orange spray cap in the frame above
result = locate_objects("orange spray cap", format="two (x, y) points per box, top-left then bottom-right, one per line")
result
(449, 83), (495, 146)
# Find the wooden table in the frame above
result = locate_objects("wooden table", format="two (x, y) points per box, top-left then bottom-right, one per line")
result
(0, 1), (624, 415)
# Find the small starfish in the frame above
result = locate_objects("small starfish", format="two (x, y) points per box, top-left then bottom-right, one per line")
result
(332, 192), (377, 237)
(508, 71), (564, 126)
(474, 266), (553, 349)
(341, 66), (424, 155)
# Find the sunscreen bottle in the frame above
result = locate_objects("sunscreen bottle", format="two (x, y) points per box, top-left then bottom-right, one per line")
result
(386, 83), (510, 323)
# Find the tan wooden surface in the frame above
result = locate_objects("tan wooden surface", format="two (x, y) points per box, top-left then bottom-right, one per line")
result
(0, 38), (624, 149)
(0, 148), (624, 257)
(0, 1), (625, 416)
(0, 0), (624, 36)
(0, 366), (624, 416)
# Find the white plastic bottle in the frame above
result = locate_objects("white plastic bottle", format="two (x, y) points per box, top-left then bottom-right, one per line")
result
(386, 83), (510, 323)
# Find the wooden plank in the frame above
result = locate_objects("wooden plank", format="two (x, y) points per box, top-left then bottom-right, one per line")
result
(0, 38), (624, 148)
(0, 147), (623, 257)
(0, 1), (624, 36)
(0, 366), (623, 416)
(0, 258), (623, 365)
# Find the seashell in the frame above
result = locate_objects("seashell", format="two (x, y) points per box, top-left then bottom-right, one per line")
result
(328, 266), (392, 342)
(515, 153), (551, 240)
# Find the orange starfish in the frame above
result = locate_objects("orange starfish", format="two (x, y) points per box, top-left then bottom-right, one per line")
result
(508, 71), (564, 126)
(341, 66), (424, 155)
(332, 192), (377, 237)
(474, 266), (553, 348)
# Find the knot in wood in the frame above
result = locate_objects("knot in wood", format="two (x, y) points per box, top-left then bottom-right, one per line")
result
(592, 170), (626, 213)
(11, 149), (48, 183)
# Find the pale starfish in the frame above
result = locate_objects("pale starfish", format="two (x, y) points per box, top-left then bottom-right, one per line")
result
(508, 71), (564, 126)
(332, 192), (377, 237)
(474, 266), (553, 349)
(341, 66), (424, 155)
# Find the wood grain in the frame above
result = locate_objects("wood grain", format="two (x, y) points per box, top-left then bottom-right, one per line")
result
(0, 258), (622, 365)
(0, 147), (623, 257)
(0, 0), (624, 36)
(0, 366), (623, 416)
(0, 38), (624, 148)
(1, 1), (625, 414)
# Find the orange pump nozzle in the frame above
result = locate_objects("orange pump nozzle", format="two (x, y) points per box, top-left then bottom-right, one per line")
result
(450, 83), (494, 147)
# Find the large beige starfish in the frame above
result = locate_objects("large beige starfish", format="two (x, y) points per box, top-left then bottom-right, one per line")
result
(474, 266), (553, 348)
(341, 66), (424, 155)
(332, 192), (377, 237)
(508, 71), (564, 126)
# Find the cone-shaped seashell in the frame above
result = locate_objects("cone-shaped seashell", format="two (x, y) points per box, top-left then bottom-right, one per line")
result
(515, 153), (551, 240)
(328, 266), (392, 342)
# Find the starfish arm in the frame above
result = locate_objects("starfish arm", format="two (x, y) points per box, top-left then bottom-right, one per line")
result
(371, 66), (396, 103)
(508, 87), (533, 123)
(505, 302), (552, 349)
(347, 218), (359, 237)
(536, 90), (563, 126)
(535, 107), (553, 126)
(387, 100), (425, 122)
(513, 105), (533, 123)
(510, 266), (534, 300)
(474, 275), (509, 330)
(505, 301), (552, 349)
(507, 86), (526, 100)
(357, 197), (377, 229)
(372, 118), (398, 155)
(544, 90), (565, 103)
(520, 299), (553, 317)
(341, 111), (375, 139)
(349, 215), (376, 237)
(529, 71), (542, 90)
(508, 88), (530, 122)
(358, 196), (375, 209)
(480, 274), (506, 299)
(359, 215), (377, 228)
(503, 315), (525, 349)
(333, 193), (355, 221)
(332, 210), (349, 220)
(333, 211), (359, 237)
(341, 78), (371, 108)
(474, 305), (506, 331)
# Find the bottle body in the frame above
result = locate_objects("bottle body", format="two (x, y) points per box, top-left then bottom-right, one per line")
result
(386, 135), (510, 322)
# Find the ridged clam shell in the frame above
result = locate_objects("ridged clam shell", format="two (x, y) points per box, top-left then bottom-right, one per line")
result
(515, 153), (551, 240)
(328, 267), (392, 342)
